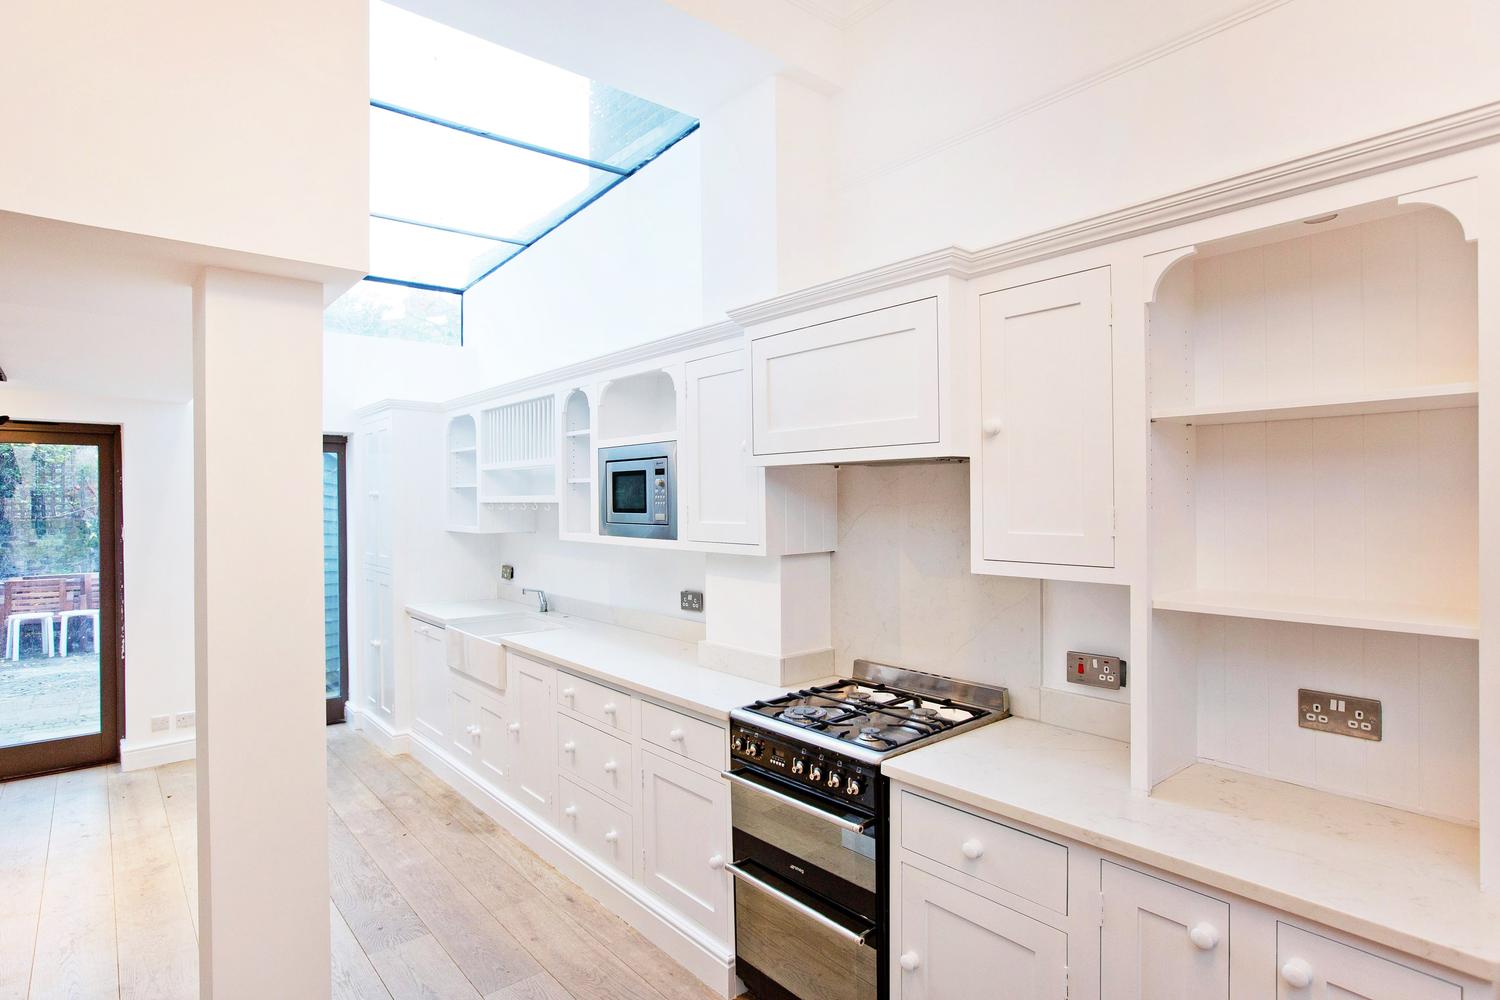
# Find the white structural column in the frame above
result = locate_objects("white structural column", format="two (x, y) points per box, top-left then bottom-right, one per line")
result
(700, 552), (834, 686)
(193, 267), (331, 998)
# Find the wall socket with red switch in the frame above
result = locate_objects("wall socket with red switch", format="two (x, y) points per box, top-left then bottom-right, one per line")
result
(1067, 651), (1125, 690)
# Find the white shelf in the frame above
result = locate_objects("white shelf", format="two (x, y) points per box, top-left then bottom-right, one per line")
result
(593, 432), (674, 450)
(1152, 588), (1479, 639)
(567, 477), (591, 485)
(450, 483), (477, 490)
(479, 459), (556, 472)
(1150, 382), (1478, 426)
(479, 495), (557, 506)
(449, 446), (478, 454)
(565, 428), (591, 438)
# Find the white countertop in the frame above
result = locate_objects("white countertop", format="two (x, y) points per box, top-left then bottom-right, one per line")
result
(404, 600), (796, 721)
(883, 717), (1500, 982)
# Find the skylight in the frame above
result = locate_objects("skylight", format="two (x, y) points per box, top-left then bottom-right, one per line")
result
(327, 1), (698, 343)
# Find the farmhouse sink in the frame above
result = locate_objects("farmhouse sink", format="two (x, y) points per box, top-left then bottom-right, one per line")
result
(446, 613), (564, 690)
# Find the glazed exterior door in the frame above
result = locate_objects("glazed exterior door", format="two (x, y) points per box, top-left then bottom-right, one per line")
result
(1100, 861), (1229, 1000)
(896, 865), (1067, 1000)
(979, 266), (1115, 567)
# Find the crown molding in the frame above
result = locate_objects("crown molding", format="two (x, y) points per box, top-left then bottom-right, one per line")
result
(441, 320), (741, 411)
(728, 100), (1500, 328)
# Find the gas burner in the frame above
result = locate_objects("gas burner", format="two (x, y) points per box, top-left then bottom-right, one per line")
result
(855, 726), (887, 743)
(934, 706), (972, 722)
(910, 706), (938, 718)
(781, 705), (829, 724)
(864, 690), (898, 704)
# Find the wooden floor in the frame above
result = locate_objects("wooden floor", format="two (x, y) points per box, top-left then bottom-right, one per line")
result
(0, 724), (728, 1000)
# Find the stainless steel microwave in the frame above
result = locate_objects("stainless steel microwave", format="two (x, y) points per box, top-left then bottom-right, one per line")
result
(599, 441), (676, 540)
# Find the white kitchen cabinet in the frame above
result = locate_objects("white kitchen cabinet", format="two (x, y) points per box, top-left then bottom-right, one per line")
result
(896, 865), (1068, 1000)
(1100, 861), (1230, 1000)
(508, 653), (556, 818)
(976, 266), (1115, 568)
(448, 679), (478, 765)
(474, 688), (508, 790)
(640, 751), (730, 942)
(360, 566), (393, 716)
(1276, 924), (1461, 1000)
(749, 298), (943, 459)
(410, 619), (447, 742)
(683, 350), (762, 545)
(557, 713), (634, 805)
(361, 418), (392, 570)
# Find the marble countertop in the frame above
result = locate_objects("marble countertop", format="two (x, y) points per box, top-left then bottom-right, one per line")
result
(884, 717), (1500, 982)
(404, 600), (795, 721)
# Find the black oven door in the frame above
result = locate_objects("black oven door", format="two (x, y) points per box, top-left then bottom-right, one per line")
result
(725, 766), (879, 1000)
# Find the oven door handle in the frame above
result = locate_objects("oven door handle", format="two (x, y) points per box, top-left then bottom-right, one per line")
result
(725, 862), (873, 946)
(721, 767), (874, 834)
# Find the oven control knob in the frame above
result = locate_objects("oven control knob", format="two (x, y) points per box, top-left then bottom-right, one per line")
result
(808, 764), (823, 783)
(826, 772), (842, 791)
(791, 757), (806, 775)
(845, 778), (861, 796)
(746, 741), (762, 757)
(731, 735), (744, 753)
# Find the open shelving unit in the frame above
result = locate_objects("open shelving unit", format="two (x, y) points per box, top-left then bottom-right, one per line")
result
(595, 369), (676, 446)
(560, 389), (593, 536)
(445, 414), (479, 530)
(478, 395), (558, 505)
(1145, 199), (1481, 829)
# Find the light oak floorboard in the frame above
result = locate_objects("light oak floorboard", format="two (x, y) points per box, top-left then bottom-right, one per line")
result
(330, 900), (394, 1000)
(0, 774), (57, 1000)
(154, 761), (198, 934)
(28, 769), (118, 1000)
(486, 972), (574, 1000)
(368, 935), (483, 1000)
(107, 768), (196, 1000)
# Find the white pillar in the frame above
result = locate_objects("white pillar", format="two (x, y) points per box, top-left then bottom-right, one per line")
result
(193, 267), (330, 998)
(700, 552), (834, 685)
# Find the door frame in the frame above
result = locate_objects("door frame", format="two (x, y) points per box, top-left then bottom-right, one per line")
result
(324, 435), (349, 725)
(0, 420), (123, 781)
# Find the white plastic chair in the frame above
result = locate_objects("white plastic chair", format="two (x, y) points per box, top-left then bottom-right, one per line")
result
(6, 612), (56, 661)
(60, 609), (100, 655)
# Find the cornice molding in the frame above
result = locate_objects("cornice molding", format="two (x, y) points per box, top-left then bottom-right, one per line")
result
(729, 100), (1500, 327)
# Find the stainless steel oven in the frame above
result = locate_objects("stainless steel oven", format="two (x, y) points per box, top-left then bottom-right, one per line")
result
(598, 440), (675, 539)
(725, 732), (882, 1000)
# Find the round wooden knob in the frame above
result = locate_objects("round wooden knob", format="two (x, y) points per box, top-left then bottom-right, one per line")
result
(603, 760), (618, 773)
(708, 854), (725, 870)
(1280, 958), (1313, 989)
(604, 830), (619, 843)
(961, 838), (985, 860)
(603, 702), (618, 715)
(562, 740), (577, 753)
(507, 722), (521, 733)
(982, 419), (1003, 437)
(1189, 923), (1219, 950)
(563, 805), (577, 818)
(899, 951), (921, 972)
(670, 728), (686, 742)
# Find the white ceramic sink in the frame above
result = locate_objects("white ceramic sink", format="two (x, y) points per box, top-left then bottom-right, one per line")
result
(447, 613), (564, 690)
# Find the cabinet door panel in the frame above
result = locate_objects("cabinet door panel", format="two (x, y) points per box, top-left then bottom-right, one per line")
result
(898, 865), (1067, 1000)
(509, 655), (555, 818)
(447, 681), (477, 764)
(475, 690), (508, 790)
(1276, 924), (1460, 1000)
(641, 752), (730, 942)
(1100, 861), (1229, 1000)
(361, 567), (392, 716)
(411, 621), (446, 742)
(979, 267), (1114, 567)
(752, 299), (940, 456)
(684, 350), (762, 544)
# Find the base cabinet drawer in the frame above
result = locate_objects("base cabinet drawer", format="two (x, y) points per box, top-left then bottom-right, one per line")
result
(1276, 924), (1461, 1000)
(896, 865), (1067, 1000)
(558, 671), (633, 735)
(557, 714), (634, 804)
(557, 776), (634, 881)
(641, 700), (726, 772)
(1100, 861), (1229, 1000)
(900, 791), (1068, 914)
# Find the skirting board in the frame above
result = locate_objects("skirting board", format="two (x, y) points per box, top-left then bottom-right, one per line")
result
(386, 728), (740, 997)
(120, 733), (196, 771)
(347, 704), (412, 755)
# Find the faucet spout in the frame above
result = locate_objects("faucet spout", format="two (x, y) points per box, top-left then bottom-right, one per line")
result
(521, 588), (549, 613)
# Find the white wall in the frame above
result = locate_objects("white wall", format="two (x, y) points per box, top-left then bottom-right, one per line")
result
(0, 386), (195, 760)
(0, 0), (368, 272)
(826, 0), (1500, 274)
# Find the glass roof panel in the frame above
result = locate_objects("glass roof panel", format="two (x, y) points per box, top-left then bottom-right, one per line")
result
(369, 216), (521, 291)
(370, 1), (696, 172)
(369, 106), (619, 245)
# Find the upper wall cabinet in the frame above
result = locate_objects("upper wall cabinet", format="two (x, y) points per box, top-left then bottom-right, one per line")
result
(732, 274), (971, 466)
(971, 266), (1116, 574)
(682, 350), (761, 545)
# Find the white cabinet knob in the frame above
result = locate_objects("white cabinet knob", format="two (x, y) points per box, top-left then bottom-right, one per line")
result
(899, 951), (921, 972)
(563, 740), (577, 753)
(961, 838), (985, 860)
(1280, 958), (1313, 989)
(369, 639), (382, 648)
(563, 804), (578, 818)
(507, 722), (521, 734)
(669, 728), (686, 742)
(708, 854), (725, 870)
(603, 760), (619, 773)
(1188, 923), (1220, 951)
(602, 702), (618, 715)
(562, 687), (576, 700)
(604, 829), (619, 844)
(466, 724), (481, 737)
(982, 419), (1003, 437)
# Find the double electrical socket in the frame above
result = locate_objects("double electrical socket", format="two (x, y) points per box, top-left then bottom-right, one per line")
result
(680, 590), (704, 612)
(150, 712), (196, 734)
(1066, 651), (1125, 690)
(1298, 688), (1381, 741)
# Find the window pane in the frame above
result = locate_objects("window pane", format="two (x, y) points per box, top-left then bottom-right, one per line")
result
(367, 215), (520, 290)
(325, 279), (462, 345)
(322, 451), (342, 701)
(370, 106), (618, 245)
(370, 0), (695, 170)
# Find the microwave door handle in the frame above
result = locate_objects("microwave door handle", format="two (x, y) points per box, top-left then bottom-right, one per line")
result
(721, 768), (873, 834)
(724, 862), (872, 946)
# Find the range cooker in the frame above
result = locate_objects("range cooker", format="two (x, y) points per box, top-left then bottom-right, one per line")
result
(723, 660), (1010, 1000)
